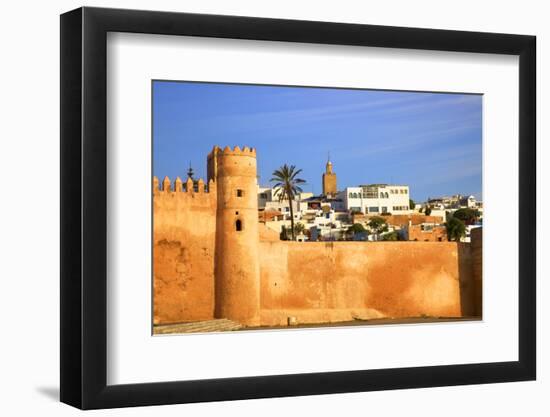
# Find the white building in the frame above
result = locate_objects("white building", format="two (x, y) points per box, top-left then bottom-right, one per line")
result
(336, 184), (411, 215)
(459, 195), (478, 209)
(258, 185), (313, 219)
(262, 201), (350, 241)
(427, 194), (482, 210)
(257, 186), (273, 209)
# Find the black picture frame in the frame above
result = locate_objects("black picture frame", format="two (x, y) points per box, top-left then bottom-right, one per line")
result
(60, 6), (536, 410)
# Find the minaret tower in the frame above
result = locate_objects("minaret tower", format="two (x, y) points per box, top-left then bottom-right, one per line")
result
(322, 152), (337, 196)
(208, 145), (261, 326)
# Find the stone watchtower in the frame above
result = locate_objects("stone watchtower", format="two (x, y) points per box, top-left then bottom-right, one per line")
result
(208, 146), (261, 326)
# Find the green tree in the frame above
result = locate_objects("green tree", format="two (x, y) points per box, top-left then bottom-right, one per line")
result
(445, 217), (466, 242)
(424, 207), (432, 216)
(271, 164), (306, 241)
(348, 223), (366, 234)
(381, 230), (399, 241)
(293, 222), (305, 235)
(409, 199), (415, 210)
(346, 223), (368, 240)
(367, 216), (389, 237)
(453, 208), (479, 225)
(281, 223), (305, 240)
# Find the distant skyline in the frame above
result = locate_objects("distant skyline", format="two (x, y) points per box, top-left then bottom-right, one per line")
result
(153, 81), (482, 202)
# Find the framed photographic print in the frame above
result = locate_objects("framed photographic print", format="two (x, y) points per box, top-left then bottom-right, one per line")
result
(60, 6), (536, 409)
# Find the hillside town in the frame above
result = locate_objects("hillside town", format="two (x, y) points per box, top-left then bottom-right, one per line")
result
(255, 157), (482, 243)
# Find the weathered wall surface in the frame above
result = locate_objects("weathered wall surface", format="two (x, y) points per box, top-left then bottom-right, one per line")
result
(471, 227), (483, 317)
(153, 177), (217, 324)
(212, 147), (261, 326)
(259, 241), (476, 326)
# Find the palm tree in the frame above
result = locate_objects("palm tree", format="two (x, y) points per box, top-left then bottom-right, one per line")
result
(270, 164), (306, 241)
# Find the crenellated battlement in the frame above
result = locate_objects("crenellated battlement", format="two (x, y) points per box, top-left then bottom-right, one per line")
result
(153, 176), (216, 195)
(208, 145), (256, 159)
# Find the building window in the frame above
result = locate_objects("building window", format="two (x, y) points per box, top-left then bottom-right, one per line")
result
(364, 187), (378, 198)
(235, 219), (243, 231)
(236, 189), (244, 197)
(368, 207), (379, 213)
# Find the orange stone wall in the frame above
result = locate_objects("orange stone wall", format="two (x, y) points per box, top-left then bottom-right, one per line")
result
(471, 227), (483, 317)
(153, 177), (217, 324)
(258, 241), (476, 326)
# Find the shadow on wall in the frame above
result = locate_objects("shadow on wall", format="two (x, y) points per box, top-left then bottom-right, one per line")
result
(458, 242), (475, 317)
(458, 228), (483, 318)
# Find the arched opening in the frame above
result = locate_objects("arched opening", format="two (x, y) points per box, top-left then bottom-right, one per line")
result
(235, 219), (243, 231)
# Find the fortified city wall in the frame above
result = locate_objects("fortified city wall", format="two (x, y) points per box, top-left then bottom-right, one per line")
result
(153, 146), (482, 326)
(153, 176), (217, 324)
(259, 240), (476, 326)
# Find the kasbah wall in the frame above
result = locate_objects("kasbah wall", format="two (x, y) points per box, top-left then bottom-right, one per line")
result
(153, 146), (482, 327)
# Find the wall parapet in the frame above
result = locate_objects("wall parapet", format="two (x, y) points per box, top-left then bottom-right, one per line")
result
(208, 145), (256, 158)
(153, 176), (216, 195)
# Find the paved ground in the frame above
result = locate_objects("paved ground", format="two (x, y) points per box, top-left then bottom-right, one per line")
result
(154, 316), (480, 335)
(154, 318), (242, 334)
(240, 316), (480, 331)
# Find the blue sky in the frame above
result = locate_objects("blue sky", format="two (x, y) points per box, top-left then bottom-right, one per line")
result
(153, 81), (482, 202)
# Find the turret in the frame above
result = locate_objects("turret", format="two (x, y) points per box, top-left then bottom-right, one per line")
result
(211, 145), (260, 326)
